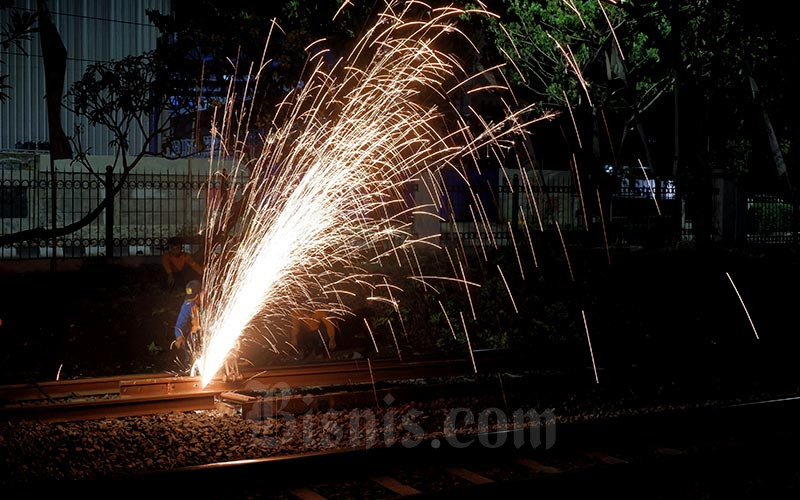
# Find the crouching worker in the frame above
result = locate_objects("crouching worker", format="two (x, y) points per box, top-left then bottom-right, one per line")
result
(171, 280), (241, 381)
(171, 280), (202, 369)
(162, 237), (203, 290)
(291, 309), (338, 358)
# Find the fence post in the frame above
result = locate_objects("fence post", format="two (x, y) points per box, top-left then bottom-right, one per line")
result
(105, 165), (114, 260)
(793, 193), (798, 246)
(49, 154), (57, 271)
(511, 174), (520, 234)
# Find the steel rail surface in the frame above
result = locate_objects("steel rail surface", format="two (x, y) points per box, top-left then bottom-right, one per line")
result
(0, 350), (515, 422)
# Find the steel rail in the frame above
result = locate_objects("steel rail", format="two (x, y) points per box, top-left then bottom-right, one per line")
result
(0, 373), (167, 402)
(0, 349), (510, 402)
(0, 392), (217, 423)
(0, 350), (515, 422)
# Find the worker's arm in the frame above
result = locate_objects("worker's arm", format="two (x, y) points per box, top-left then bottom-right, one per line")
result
(161, 253), (173, 276)
(173, 301), (192, 348)
(186, 253), (203, 275)
(161, 253), (175, 287)
(162, 252), (173, 273)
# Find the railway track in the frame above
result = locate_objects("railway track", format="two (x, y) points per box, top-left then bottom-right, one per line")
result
(11, 395), (800, 498)
(8, 350), (797, 497)
(0, 350), (517, 422)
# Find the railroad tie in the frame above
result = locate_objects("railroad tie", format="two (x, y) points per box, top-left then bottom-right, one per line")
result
(289, 488), (328, 500)
(446, 467), (494, 485)
(513, 457), (561, 474)
(370, 476), (422, 496)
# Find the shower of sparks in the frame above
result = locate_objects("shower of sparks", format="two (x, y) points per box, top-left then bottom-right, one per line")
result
(460, 311), (478, 375)
(725, 272), (760, 340)
(194, 3), (548, 385)
(582, 309), (599, 384)
(596, 188), (611, 265)
(637, 158), (662, 216)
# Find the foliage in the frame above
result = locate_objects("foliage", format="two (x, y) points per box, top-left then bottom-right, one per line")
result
(364, 244), (581, 358)
(469, 1), (667, 112)
(147, 340), (164, 353)
(0, 3), (38, 101)
(145, 0), (371, 130)
(747, 201), (793, 235)
(66, 53), (192, 153)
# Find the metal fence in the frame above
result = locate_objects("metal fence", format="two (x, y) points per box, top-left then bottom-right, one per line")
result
(3, 152), (797, 260)
(746, 193), (797, 245)
(0, 153), (218, 259)
(439, 170), (584, 249)
(439, 171), (687, 249)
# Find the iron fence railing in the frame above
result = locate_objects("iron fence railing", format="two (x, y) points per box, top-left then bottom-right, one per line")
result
(439, 172), (689, 249)
(3, 152), (797, 260)
(746, 193), (797, 245)
(439, 172), (583, 249)
(0, 153), (228, 259)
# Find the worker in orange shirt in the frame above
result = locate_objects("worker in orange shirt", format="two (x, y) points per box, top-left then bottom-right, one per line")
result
(162, 236), (203, 290)
(291, 309), (338, 358)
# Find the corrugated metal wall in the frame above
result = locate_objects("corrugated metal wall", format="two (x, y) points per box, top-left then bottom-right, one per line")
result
(0, 0), (173, 156)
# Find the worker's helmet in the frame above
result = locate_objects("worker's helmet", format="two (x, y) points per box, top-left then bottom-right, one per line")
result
(185, 280), (202, 299)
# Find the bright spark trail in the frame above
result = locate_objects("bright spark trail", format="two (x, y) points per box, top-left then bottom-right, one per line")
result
(726, 272), (761, 340)
(195, 3), (545, 386)
(582, 309), (599, 384)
